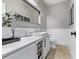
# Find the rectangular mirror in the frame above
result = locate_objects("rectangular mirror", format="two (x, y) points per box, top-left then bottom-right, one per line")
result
(2, 0), (41, 28)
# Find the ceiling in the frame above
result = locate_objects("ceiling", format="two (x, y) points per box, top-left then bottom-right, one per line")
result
(43, 0), (68, 6)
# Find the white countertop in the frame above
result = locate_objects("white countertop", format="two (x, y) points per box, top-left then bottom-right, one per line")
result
(2, 36), (43, 58)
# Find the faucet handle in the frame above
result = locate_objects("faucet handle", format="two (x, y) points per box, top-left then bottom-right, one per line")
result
(25, 32), (32, 37)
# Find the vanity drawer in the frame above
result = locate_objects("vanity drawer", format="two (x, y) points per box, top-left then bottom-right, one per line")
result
(3, 43), (38, 59)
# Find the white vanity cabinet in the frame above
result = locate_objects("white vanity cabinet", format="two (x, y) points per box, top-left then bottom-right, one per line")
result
(3, 43), (38, 59)
(43, 36), (50, 59)
(3, 35), (50, 59)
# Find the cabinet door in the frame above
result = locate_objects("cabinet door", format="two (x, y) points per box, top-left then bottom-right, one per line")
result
(4, 43), (38, 59)
(43, 36), (50, 59)
(46, 36), (50, 54)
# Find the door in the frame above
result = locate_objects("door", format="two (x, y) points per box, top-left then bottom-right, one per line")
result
(69, 2), (76, 59)
(69, 28), (76, 59)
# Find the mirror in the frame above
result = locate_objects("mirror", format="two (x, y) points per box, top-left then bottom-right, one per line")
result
(2, 0), (41, 28)
(69, 3), (74, 25)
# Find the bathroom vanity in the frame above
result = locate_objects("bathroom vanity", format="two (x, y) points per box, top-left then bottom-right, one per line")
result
(2, 33), (50, 59)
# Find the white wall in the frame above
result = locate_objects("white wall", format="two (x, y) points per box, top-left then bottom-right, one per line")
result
(47, 1), (70, 45)
(47, 1), (70, 29)
(48, 28), (70, 46)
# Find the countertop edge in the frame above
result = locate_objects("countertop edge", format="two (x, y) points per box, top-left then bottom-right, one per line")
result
(2, 37), (43, 58)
